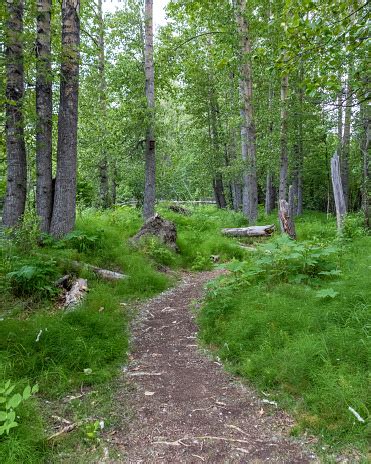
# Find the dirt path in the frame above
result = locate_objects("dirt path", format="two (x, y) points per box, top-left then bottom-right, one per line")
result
(114, 271), (317, 463)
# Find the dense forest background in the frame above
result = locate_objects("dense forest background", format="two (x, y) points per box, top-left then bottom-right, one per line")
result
(0, 0), (369, 230)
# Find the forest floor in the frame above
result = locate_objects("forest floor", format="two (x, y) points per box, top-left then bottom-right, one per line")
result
(107, 270), (318, 463)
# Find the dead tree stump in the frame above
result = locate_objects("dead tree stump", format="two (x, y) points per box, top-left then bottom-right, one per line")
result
(279, 199), (296, 239)
(131, 214), (178, 251)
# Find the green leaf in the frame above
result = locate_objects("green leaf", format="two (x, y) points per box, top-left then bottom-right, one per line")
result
(23, 385), (31, 400)
(315, 288), (339, 299)
(7, 393), (22, 410)
(31, 384), (39, 394)
(0, 411), (7, 421)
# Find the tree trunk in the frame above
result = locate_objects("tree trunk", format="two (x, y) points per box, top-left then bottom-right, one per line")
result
(2, 0), (27, 228)
(279, 74), (289, 201)
(235, 0), (258, 224)
(143, 0), (156, 220)
(97, 0), (110, 209)
(232, 182), (242, 211)
(331, 153), (347, 232)
(36, 0), (53, 233)
(213, 174), (227, 209)
(279, 199), (296, 239)
(265, 172), (275, 215)
(341, 80), (352, 209)
(337, 86), (343, 158)
(360, 103), (370, 228)
(50, 0), (80, 237)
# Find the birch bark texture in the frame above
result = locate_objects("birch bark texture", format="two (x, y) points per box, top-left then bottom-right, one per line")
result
(50, 0), (80, 237)
(235, 0), (258, 224)
(36, 0), (53, 233)
(143, 0), (156, 220)
(3, 0), (27, 228)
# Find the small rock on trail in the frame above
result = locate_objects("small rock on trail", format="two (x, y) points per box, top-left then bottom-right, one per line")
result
(113, 270), (317, 463)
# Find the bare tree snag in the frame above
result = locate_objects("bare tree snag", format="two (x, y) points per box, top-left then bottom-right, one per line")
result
(132, 214), (178, 251)
(331, 153), (347, 231)
(222, 225), (275, 237)
(3, 0), (27, 228)
(279, 199), (296, 239)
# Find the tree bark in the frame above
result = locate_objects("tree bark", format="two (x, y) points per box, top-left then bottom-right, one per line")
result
(331, 153), (347, 232)
(235, 0), (258, 224)
(36, 0), (53, 233)
(2, 0), (27, 228)
(232, 182), (242, 211)
(97, 0), (110, 209)
(279, 199), (296, 239)
(341, 80), (352, 209)
(222, 225), (275, 237)
(337, 86), (343, 157)
(50, 0), (80, 237)
(265, 172), (274, 215)
(360, 103), (370, 228)
(143, 0), (156, 220)
(213, 174), (227, 209)
(279, 74), (289, 201)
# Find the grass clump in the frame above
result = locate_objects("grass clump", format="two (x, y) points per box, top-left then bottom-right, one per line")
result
(198, 214), (370, 453)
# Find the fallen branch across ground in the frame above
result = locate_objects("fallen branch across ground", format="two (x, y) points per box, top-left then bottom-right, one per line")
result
(71, 261), (127, 281)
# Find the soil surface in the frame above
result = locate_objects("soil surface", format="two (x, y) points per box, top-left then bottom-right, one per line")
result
(113, 271), (318, 463)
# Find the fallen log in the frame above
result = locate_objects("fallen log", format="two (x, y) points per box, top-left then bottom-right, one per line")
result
(221, 225), (275, 237)
(70, 261), (127, 281)
(64, 278), (88, 309)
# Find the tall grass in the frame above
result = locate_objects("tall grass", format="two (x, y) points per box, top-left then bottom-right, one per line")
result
(198, 213), (370, 453)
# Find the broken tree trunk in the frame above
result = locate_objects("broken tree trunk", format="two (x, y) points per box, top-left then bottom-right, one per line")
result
(331, 153), (347, 232)
(64, 278), (88, 310)
(222, 225), (275, 237)
(131, 214), (178, 251)
(279, 199), (296, 239)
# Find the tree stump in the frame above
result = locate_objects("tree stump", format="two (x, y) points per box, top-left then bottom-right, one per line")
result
(279, 199), (296, 239)
(131, 214), (178, 251)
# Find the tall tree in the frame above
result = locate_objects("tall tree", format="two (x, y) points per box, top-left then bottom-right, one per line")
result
(97, 0), (110, 209)
(36, 0), (53, 233)
(50, 0), (80, 237)
(235, 0), (258, 223)
(143, 0), (156, 219)
(341, 79), (352, 209)
(279, 73), (289, 201)
(2, 0), (27, 228)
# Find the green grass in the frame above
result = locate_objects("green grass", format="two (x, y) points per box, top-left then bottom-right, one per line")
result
(0, 204), (244, 462)
(198, 213), (370, 454)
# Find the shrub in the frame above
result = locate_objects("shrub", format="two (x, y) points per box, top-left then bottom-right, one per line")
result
(7, 259), (58, 298)
(58, 229), (103, 253)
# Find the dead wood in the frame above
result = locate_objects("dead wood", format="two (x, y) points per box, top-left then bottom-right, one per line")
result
(70, 261), (127, 281)
(221, 225), (275, 237)
(131, 213), (178, 251)
(168, 204), (191, 215)
(279, 199), (296, 239)
(64, 278), (88, 309)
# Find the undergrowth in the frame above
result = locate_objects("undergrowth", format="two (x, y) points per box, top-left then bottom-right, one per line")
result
(198, 213), (370, 455)
(0, 204), (244, 462)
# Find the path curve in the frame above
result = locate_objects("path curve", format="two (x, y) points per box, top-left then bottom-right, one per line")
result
(116, 271), (317, 463)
